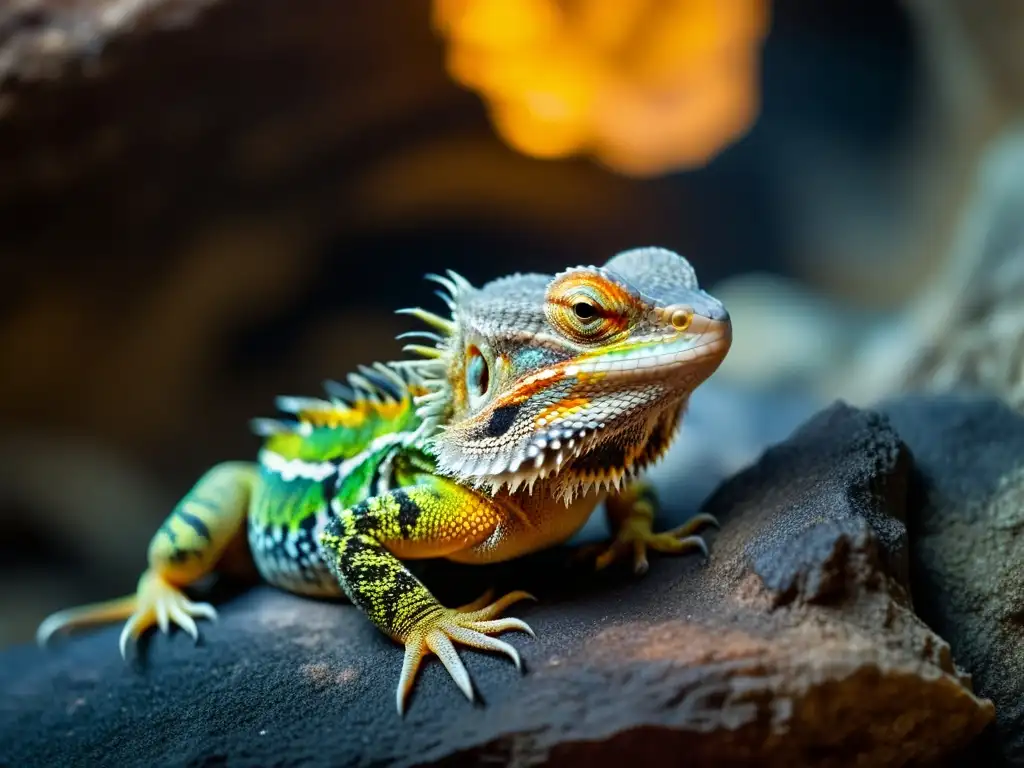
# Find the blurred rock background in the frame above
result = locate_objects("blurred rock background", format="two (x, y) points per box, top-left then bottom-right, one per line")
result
(1, 0), (1022, 648)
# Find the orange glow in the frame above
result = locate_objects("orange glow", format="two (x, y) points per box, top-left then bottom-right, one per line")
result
(433, 0), (769, 176)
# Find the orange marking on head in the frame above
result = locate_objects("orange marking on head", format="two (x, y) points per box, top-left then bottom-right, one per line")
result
(554, 271), (634, 303)
(450, 372), (468, 411)
(476, 366), (568, 414)
(570, 368), (607, 383)
(545, 271), (639, 344)
(493, 353), (616, 411)
(535, 397), (590, 427)
(507, 368), (566, 402)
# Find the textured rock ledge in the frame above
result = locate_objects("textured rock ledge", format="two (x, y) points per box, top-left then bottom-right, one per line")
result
(883, 394), (1024, 766)
(0, 398), (1001, 767)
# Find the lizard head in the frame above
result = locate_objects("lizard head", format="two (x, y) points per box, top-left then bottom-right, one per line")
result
(392, 247), (731, 503)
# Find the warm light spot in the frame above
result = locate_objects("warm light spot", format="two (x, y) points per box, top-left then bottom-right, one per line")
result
(434, 0), (560, 51)
(433, 0), (769, 176)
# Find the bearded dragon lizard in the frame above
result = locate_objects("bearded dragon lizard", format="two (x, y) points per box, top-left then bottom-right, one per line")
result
(36, 246), (732, 714)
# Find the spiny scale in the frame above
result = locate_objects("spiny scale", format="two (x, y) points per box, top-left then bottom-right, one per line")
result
(389, 283), (463, 442)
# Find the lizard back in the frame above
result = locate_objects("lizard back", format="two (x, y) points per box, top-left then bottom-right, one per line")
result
(246, 364), (426, 596)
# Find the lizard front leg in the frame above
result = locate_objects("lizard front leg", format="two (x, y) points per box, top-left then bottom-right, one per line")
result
(37, 461), (258, 654)
(590, 480), (718, 575)
(317, 474), (534, 714)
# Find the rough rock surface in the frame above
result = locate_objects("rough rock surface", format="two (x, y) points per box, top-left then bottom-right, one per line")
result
(0, 401), (994, 767)
(882, 393), (1024, 766)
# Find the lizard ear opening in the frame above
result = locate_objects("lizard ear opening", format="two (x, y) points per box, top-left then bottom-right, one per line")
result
(464, 344), (492, 409)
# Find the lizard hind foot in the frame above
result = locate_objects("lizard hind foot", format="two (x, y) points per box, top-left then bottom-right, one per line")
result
(396, 589), (536, 715)
(35, 570), (216, 655)
(37, 593), (139, 648)
(116, 570), (218, 658)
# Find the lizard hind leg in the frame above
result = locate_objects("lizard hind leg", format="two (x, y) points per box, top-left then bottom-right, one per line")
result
(317, 476), (535, 715)
(36, 461), (258, 655)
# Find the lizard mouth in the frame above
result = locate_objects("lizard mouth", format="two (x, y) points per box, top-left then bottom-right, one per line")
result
(472, 402), (680, 502)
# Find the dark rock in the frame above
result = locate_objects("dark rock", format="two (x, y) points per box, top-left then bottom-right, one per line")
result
(751, 516), (883, 607)
(711, 401), (912, 605)
(644, 382), (826, 522)
(0, 400), (994, 767)
(881, 393), (1024, 766)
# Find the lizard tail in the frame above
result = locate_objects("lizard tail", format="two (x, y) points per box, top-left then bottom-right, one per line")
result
(36, 593), (138, 647)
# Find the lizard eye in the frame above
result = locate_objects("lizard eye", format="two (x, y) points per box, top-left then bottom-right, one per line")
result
(465, 345), (490, 403)
(572, 300), (597, 320)
(545, 270), (634, 344)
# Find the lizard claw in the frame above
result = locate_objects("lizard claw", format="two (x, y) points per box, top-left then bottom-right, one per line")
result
(118, 570), (217, 658)
(396, 590), (535, 715)
(594, 512), (718, 575)
(37, 569), (217, 655)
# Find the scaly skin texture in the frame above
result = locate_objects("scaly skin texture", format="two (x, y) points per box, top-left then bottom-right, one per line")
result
(36, 246), (732, 714)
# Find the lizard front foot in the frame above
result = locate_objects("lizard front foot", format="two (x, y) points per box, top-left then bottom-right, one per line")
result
(397, 589), (535, 715)
(592, 511), (719, 575)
